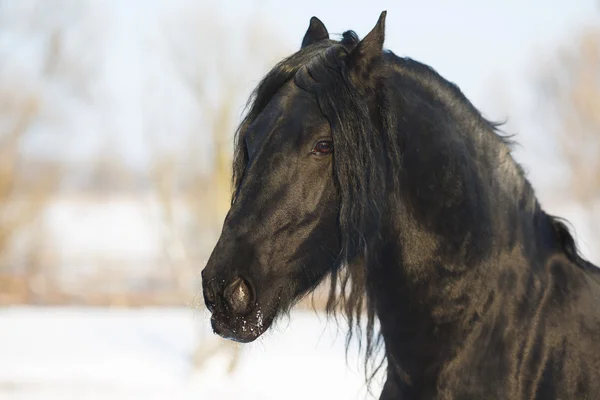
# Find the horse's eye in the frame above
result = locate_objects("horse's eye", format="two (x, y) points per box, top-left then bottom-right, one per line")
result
(312, 140), (333, 155)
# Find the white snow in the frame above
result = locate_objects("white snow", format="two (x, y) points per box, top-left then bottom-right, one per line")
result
(0, 307), (383, 400)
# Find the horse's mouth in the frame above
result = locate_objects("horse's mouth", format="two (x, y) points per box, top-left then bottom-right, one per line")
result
(210, 307), (274, 343)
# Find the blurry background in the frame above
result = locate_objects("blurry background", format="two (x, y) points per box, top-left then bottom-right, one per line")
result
(0, 1), (598, 399)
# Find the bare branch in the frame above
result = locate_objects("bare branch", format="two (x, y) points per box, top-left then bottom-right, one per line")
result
(535, 28), (600, 204)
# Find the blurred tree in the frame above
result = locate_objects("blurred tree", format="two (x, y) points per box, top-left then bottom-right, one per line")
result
(535, 26), (600, 240)
(0, 98), (40, 264)
(0, 93), (59, 303)
(0, 7), (81, 302)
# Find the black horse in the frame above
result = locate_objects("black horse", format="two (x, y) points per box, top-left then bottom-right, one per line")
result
(202, 12), (600, 399)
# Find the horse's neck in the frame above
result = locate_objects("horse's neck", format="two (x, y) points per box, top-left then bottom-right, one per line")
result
(370, 60), (551, 385)
(370, 201), (546, 389)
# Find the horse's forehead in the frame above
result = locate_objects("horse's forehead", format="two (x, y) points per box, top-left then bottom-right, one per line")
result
(276, 82), (323, 126)
(247, 82), (325, 145)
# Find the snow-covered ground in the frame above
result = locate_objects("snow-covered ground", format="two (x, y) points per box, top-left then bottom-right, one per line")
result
(0, 307), (383, 400)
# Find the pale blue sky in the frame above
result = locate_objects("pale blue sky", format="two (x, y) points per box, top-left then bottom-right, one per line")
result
(229, 0), (597, 101)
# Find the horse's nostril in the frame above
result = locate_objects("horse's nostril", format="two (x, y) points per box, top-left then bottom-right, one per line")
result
(224, 277), (252, 316)
(203, 279), (217, 312)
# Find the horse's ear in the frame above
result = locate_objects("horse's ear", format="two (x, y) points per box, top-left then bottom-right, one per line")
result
(345, 11), (386, 85)
(301, 17), (329, 48)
